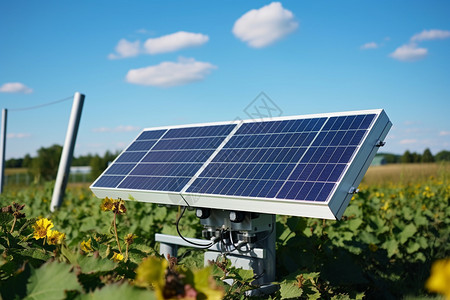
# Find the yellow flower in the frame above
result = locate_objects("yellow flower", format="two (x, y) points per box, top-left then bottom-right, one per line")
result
(100, 197), (114, 211)
(32, 217), (54, 240)
(111, 252), (124, 262)
(112, 199), (127, 215)
(81, 238), (94, 253)
(426, 258), (450, 299)
(381, 201), (389, 211)
(47, 230), (65, 245)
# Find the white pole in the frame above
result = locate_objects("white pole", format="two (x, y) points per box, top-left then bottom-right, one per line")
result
(0, 109), (7, 193)
(51, 92), (85, 211)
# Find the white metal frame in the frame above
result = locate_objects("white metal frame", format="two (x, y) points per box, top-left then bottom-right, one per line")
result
(91, 109), (392, 220)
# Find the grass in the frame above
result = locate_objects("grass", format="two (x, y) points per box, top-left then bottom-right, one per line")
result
(362, 162), (449, 186)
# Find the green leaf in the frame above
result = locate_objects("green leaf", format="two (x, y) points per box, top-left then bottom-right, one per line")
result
(398, 223), (417, 244)
(382, 239), (399, 258)
(286, 217), (307, 233)
(193, 266), (224, 300)
(358, 231), (379, 244)
(77, 254), (116, 273)
(25, 261), (81, 300)
(406, 241), (420, 254)
(235, 268), (254, 282)
(78, 283), (156, 300)
(347, 218), (363, 232)
(279, 280), (303, 299)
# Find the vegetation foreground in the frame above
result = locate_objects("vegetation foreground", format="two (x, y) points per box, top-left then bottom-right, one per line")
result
(0, 163), (449, 299)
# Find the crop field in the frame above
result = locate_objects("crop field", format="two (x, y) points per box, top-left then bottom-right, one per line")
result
(0, 163), (449, 299)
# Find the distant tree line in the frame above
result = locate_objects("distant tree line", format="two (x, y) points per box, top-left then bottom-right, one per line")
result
(377, 148), (450, 164)
(4, 144), (119, 183)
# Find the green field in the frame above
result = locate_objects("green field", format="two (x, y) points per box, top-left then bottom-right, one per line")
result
(0, 163), (449, 299)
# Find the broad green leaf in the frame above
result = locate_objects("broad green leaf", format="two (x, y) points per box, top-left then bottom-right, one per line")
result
(358, 231), (379, 244)
(398, 223), (417, 244)
(287, 217), (307, 233)
(235, 268), (254, 282)
(77, 254), (116, 273)
(78, 283), (156, 300)
(406, 241), (420, 254)
(382, 239), (399, 258)
(25, 261), (81, 300)
(279, 280), (303, 299)
(348, 218), (363, 232)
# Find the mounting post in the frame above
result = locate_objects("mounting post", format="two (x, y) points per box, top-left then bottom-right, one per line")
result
(0, 109), (7, 194)
(50, 92), (85, 211)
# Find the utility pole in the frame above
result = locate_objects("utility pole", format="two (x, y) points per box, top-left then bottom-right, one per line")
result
(50, 92), (85, 211)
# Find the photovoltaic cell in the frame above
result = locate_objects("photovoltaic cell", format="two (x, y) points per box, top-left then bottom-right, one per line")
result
(92, 124), (236, 192)
(186, 114), (376, 203)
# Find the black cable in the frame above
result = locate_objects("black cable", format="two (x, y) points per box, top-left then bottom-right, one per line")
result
(175, 206), (214, 248)
(8, 96), (72, 111)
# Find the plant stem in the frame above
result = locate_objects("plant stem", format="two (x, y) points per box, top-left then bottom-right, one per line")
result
(113, 212), (122, 255)
(125, 243), (129, 262)
(10, 216), (17, 233)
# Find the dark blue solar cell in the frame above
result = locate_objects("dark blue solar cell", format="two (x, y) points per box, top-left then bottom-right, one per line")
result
(285, 182), (305, 199)
(127, 140), (157, 151)
(360, 114), (375, 129)
(315, 183), (335, 202)
(340, 116), (356, 130)
(116, 152), (146, 163)
(330, 131), (345, 146)
(339, 130), (355, 146)
(294, 182), (314, 200)
(307, 164), (326, 181)
(310, 147), (326, 163)
(322, 117), (336, 131)
(164, 124), (235, 139)
(105, 164), (136, 175)
(328, 164), (346, 182)
(136, 130), (166, 141)
(318, 164), (336, 181)
(339, 147), (357, 163)
(329, 116), (345, 130)
(119, 176), (190, 191)
(349, 115), (365, 130)
(305, 183), (325, 201)
(248, 181), (268, 197)
(93, 175), (124, 188)
(298, 164), (316, 181)
(329, 147), (345, 163)
(255, 180), (276, 197)
(350, 130), (366, 145)
(319, 148), (335, 163)
(130, 163), (202, 177)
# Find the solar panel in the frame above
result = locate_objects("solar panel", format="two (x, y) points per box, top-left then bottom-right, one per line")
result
(91, 109), (391, 219)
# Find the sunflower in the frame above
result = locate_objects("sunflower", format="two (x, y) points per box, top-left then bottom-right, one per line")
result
(32, 217), (54, 240)
(47, 230), (65, 245)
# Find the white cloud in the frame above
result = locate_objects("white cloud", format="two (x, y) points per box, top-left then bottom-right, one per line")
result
(389, 43), (427, 61)
(232, 2), (298, 48)
(108, 39), (141, 59)
(92, 125), (141, 133)
(0, 82), (33, 94)
(411, 29), (450, 42)
(360, 42), (379, 50)
(126, 57), (217, 87)
(7, 133), (31, 139)
(439, 131), (450, 136)
(144, 31), (209, 55)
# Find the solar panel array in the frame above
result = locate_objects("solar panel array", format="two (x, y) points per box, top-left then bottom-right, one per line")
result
(91, 110), (391, 219)
(93, 124), (235, 192)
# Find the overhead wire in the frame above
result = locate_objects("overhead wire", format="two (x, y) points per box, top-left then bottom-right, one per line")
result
(7, 96), (73, 112)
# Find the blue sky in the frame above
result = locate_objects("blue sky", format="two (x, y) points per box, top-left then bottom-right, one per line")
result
(1, 1), (449, 160)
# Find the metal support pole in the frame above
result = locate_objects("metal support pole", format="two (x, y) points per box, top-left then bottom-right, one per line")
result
(50, 92), (85, 211)
(0, 109), (7, 194)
